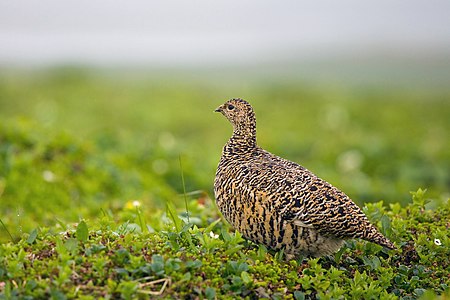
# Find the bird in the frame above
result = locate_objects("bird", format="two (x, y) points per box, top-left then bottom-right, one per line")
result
(214, 98), (396, 258)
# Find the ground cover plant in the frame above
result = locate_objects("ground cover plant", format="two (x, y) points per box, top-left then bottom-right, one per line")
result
(0, 69), (449, 298)
(0, 187), (449, 299)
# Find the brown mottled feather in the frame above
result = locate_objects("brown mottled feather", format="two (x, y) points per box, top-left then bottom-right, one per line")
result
(214, 98), (396, 258)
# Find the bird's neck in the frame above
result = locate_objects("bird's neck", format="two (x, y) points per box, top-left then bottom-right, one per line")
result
(224, 129), (257, 156)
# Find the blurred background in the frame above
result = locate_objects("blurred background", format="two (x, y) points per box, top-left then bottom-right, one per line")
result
(1, 0), (449, 240)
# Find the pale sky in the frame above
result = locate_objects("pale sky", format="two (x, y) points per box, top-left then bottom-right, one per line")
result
(1, 0), (449, 66)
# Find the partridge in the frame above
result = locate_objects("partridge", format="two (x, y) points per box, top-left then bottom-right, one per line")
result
(214, 98), (395, 258)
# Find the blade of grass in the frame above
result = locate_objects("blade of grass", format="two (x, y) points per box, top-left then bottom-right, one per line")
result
(179, 155), (190, 223)
(166, 201), (182, 232)
(136, 206), (147, 233)
(0, 218), (15, 243)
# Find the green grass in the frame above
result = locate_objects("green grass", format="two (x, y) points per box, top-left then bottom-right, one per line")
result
(0, 68), (449, 298)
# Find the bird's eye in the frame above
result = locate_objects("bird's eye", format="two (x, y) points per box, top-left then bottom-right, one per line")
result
(227, 104), (235, 110)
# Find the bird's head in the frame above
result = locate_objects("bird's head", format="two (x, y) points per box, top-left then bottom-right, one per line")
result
(215, 98), (256, 136)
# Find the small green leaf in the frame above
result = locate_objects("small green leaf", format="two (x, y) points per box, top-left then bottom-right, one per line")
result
(150, 254), (165, 276)
(224, 244), (244, 255)
(257, 244), (268, 260)
(55, 236), (67, 255)
(241, 271), (252, 284)
(181, 272), (191, 282)
(205, 287), (216, 300)
(333, 244), (347, 263)
(186, 259), (202, 269)
(380, 215), (392, 236)
(294, 291), (305, 300)
(50, 288), (67, 300)
(76, 220), (89, 242)
(25, 279), (37, 291)
(27, 228), (38, 244)
(362, 256), (381, 270)
(204, 218), (221, 234)
(64, 238), (79, 253)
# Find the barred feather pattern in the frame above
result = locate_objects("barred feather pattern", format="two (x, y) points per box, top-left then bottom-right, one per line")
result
(214, 98), (396, 258)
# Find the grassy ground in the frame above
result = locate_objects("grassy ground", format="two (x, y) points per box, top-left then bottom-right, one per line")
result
(0, 68), (449, 298)
(1, 189), (449, 299)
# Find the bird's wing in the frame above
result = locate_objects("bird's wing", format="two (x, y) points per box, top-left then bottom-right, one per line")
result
(257, 150), (373, 239)
(240, 149), (372, 239)
(287, 181), (371, 239)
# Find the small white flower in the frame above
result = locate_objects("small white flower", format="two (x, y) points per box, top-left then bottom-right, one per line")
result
(42, 170), (55, 182)
(132, 200), (141, 207)
(209, 231), (219, 239)
(434, 238), (442, 246)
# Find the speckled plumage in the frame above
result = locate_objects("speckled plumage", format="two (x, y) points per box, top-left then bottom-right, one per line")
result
(214, 98), (396, 258)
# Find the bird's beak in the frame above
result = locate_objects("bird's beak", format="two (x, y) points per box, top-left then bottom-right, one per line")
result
(214, 105), (223, 113)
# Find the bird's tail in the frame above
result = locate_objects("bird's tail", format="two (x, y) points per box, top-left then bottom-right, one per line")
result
(363, 225), (396, 250)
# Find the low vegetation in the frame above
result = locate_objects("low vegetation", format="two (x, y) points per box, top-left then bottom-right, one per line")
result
(0, 69), (449, 298)
(1, 188), (449, 299)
